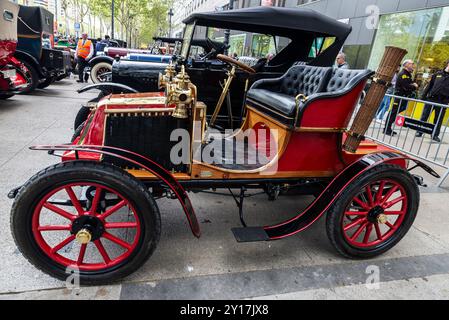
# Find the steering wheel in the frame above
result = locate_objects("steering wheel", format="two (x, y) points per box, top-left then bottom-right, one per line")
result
(206, 38), (225, 54)
(217, 54), (256, 74)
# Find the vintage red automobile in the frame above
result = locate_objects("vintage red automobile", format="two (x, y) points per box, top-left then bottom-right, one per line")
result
(9, 23), (439, 286)
(0, 0), (28, 99)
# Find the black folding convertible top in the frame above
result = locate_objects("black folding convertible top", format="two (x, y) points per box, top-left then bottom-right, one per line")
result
(153, 36), (224, 53)
(18, 5), (54, 36)
(183, 6), (351, 40)
(183, 6), (351, 67)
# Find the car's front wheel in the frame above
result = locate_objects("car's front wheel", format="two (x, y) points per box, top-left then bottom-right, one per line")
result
(74, 106), (91, 131)
(37, 77), (54, 89)
(11, 161), (161, 285)
(72, 121), (86, 142)
(90, 62), (112, 83)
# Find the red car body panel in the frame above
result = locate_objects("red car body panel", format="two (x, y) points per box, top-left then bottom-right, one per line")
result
(0, 40), (17, 64)
(0, 0), (27, 95)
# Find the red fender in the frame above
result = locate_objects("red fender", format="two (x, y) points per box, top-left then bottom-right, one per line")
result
(29, 145), (201, 238)
(232, 152), (439, 242)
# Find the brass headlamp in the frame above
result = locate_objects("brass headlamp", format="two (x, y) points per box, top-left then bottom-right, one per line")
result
(158, 62), (177, 89)
(166, 66), (196, 119)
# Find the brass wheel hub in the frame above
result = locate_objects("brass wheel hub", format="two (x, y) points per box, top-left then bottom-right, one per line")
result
(377, 214), (388, 225)
(76, 229), (92, 244)
(71, 215), (105, 242)
(367, 206), (388, 224)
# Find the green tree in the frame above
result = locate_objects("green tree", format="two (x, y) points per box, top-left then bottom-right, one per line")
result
(138, 0), (171, 45)
(61, 0), (171, 47)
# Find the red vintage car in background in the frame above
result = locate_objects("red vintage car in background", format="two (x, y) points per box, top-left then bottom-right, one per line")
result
(0, 0), (28, 100)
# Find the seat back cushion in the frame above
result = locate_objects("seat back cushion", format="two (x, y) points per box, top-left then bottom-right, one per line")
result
(279, 65), (332, 97)
(326, 68), (370, 93)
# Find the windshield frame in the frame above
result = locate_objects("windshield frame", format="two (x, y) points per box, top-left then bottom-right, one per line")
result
(180, 22), (196, 60)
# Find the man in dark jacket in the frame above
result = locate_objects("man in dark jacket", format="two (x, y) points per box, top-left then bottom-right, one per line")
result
(416, 60), (449, 142)
(384, 60), (419, 136)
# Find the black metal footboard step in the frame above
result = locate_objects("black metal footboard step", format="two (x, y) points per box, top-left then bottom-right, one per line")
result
(232, 227), (270, 242)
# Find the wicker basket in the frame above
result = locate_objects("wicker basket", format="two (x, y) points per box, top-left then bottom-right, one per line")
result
(343, 46), (408, 153)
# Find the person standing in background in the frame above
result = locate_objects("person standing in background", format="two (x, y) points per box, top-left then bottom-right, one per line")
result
(384, 60), (418, 136)
(75, 33), (94, 83)
(416, 60), (449, 142)
(376, 65), (400, 121)
(336, 52), (349, 69)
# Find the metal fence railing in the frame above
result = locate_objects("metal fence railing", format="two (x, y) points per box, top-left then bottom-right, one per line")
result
(365, 94), (449, 187)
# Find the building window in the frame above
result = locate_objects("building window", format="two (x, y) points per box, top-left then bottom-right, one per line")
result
(277, 0), (286, 7)
(369, 6), (449, 93)
(342, 45), (372, 69)
(369, 6), (449, 125)
(251, 34), (276, 57)
(297, 0), (317, 5)
(246, 0), (261, 8)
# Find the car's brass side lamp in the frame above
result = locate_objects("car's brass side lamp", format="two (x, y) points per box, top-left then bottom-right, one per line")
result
(167, 66), (197, 119)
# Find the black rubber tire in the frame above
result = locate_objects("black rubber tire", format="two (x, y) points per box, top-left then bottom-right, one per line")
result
(57, 73), (70, 81)
(326, 164), (419, 259)
(74, 106), (91, 130)
(18, 60), (39, 94)
(71, 121), (86, 142)
(11, 161), (161, 285)
(37, 77), (54, 89)
(0, 93), (14, 99)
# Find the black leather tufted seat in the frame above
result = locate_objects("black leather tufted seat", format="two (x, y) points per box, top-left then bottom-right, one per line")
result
(326, 68), (369, 92)
(247, 66), (332, 123)
(246, 66), (373, 128)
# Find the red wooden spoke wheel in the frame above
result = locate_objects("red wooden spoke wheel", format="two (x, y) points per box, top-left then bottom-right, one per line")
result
(342, 179), (407, 248)
(326, 164), (419, 259)
(32, 183), (142, 271)
(11, 161), (160, 285)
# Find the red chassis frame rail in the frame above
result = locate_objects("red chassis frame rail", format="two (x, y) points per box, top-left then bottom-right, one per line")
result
(27, 145), (438, 242)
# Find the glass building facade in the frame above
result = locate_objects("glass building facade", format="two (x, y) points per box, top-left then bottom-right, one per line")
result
(369, 6), (449, 93)
(367, 5), (449, 124)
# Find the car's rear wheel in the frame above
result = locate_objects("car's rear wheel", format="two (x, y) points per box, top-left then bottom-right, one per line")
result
(18, 60), (39, 94)
(90, 62), (112, 84)
(37, 77), (54, 89)
(57, 73), (70, 81)
(0, 93), (14, 99)
(11, 161), (161, 285)
(326, 164), (419, 259)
